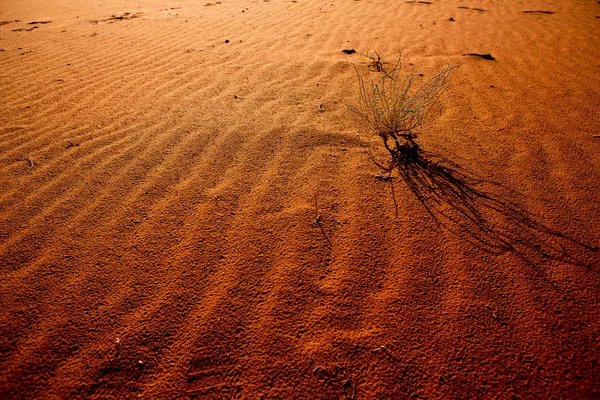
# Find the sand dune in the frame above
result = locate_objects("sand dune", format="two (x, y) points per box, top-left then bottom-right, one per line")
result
(1, 0), (600, 398)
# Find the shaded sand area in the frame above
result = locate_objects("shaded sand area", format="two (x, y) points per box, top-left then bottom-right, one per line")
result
(1, 0), (600, 397)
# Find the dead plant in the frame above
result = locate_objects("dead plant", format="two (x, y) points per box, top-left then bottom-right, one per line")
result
(365, 51), (389, 72)
(348, 55), (457, 172)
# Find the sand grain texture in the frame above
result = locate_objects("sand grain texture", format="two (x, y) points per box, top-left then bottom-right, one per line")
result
(1, 0), (600, 398)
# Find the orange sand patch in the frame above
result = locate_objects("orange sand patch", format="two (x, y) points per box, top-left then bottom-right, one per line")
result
(1, 0), (599, 397)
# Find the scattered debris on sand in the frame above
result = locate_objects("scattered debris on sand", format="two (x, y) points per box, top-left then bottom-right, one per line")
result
(90, 12), (142, 24)
(458, 6), (486, 11)
(523, 10), (555, 14)
(24, 157), (34, 170)
(65, 141), (80, 148)
(463, 52), (496, 60)
(12, 26), (40, 32)
(0, 20), (21, 26)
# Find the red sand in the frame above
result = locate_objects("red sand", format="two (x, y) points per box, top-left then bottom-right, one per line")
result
(1, 0), (599, 398)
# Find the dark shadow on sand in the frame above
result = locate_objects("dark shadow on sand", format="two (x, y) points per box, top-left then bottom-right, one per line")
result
(386, 144), (598, 266)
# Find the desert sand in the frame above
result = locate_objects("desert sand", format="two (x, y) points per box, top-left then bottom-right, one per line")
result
(1, 0), (600, 398)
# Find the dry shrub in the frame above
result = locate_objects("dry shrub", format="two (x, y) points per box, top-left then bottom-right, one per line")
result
(348, 55), (457, 171)
(365, 51), (389, 72)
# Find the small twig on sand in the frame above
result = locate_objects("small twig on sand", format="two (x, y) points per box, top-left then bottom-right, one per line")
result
(25, 157), (34, 170)
(318, 103), (324, 112)
(375, 174), (392, 182)
(522, 10), (554, 14)
(313, 193), (332, 247)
